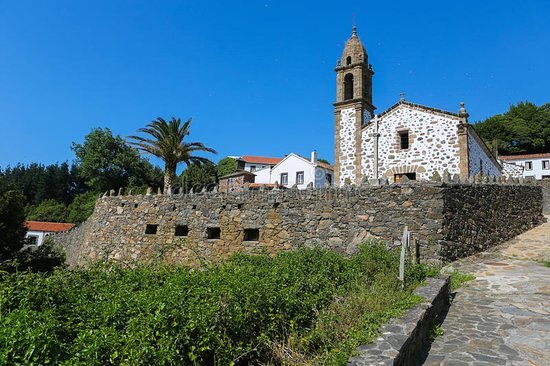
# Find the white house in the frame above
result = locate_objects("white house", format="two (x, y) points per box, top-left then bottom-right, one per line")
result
(499, 153), (550, 180)
(254, 151), (334, 189)
(25, 221), (75, 247)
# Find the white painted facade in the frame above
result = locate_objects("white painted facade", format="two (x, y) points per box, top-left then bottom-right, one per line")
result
(24, 230), (47, 247)
(337, 101), (505, 186)
(338, 108), (358, 186)
(361, 103), (463, 182)
(254, 153), (334, 189)
(499, 160), (524, 178)
(499, 155), (550, 180)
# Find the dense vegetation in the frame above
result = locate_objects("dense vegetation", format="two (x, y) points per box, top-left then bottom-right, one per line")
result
(474, 101), (550, 155)
(0, 243), (436, 365)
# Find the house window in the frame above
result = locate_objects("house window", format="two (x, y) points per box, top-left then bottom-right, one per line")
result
(325, 173), (332, 185)
(145, 224), (158, 234)
(525, 161), (533, 171)
(206, 227), (221, 240)
(479, 159), (483, 174)
(228, 177), (234, 184)
(280, 173), (288, 185)
(27, 235), (38, 246)
(542, 160), (549, 170)
(394, 173), (416, 183)
(296, 171), (304, 185)
(175, 225), (189, 237)
(243, 228), (259, 242)
(250, 165), (256, 172)
(398, 130), (410, 150)
(344, 73), (354, 100)
(346, 56), (352, 65)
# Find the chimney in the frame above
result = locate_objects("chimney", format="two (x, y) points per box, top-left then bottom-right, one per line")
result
(311, 150), (318, 164)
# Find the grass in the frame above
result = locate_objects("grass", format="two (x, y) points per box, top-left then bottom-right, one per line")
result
(542, 260), (550, 268)
(449, 270), (476, 291)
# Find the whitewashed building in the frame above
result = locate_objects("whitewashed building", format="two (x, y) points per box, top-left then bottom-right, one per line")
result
(25, 221), (75, 247)
(499, 153), (550, 180)
(334, 27), (502, 186)
(254, 152), (334, 189)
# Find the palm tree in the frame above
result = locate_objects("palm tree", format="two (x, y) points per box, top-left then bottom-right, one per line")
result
(128, 117), (217, 193)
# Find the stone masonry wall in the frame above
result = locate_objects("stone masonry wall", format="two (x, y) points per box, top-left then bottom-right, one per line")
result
(56, 181), (544, 267)
(361, 103), (462, 182)
(440, 184), (544, 260)
(539, 179), (550, 215)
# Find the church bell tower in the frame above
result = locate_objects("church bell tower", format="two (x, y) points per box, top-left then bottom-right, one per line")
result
(333, 26), (375, 186)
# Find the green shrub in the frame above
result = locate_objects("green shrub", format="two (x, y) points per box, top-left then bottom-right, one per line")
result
(0, 242), (436, 365)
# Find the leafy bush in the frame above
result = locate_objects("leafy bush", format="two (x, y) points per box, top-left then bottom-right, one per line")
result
(66, 191), (98, 223)
(0, 242), (435, 365)
(13, 237), (66, 273)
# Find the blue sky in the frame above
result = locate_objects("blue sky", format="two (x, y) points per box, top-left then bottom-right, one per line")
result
(0, 0), (549, 171)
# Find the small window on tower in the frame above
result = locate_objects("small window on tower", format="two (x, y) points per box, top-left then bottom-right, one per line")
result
(346, 56), (352, 65)
(399, 130), (410, 150)
(344, 73), (354, 100)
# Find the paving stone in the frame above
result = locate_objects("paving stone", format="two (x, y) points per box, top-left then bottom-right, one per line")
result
(423, 217), (550, 365)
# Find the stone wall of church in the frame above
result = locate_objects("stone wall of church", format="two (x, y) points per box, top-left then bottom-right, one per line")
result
(338, 107), (358, 185)
(467, 129), (502, 177)
(361, 104), (463, 182)
(500, 160), (524, 178)
(56, 181), (544, 267)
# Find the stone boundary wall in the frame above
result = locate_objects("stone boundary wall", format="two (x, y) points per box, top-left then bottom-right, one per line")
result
(55, 180), (544, 267)
(348, 277), (450, 365)
(440, 184), (544, 260)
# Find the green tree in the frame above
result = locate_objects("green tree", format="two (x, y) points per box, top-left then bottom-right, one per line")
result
(26, 199), (68, 223)
(0, 178), (26, 260)
(474, 101), (550, 155)
(216, 157), (238, 178)
(0, 162), (85, 206)
(67, 191), (98, 224)
(128, 117), (217, 193)
(72, 128), (163, 193)
(180, 162), (217, 192)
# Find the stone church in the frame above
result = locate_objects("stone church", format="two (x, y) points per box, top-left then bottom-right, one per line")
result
(334, 27), (502, 186)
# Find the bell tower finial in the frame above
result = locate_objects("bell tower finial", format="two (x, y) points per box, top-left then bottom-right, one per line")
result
(352, 12), (357, 36)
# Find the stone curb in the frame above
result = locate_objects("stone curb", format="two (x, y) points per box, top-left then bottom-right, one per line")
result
(348, 276), (450, 366)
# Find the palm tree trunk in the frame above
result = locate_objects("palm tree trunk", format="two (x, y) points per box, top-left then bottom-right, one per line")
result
(164, 164), (176, 194)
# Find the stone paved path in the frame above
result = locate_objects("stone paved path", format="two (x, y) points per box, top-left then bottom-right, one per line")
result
(423, 218), (550, 366)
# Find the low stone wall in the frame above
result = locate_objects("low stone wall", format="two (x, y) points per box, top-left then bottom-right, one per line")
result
(348, 277), (450, 365)
(440, 184), (544, 260)
(55, 181), (544, 267)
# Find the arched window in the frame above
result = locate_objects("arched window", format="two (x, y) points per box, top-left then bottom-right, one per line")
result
(344, 73), (354, 100)
(346, 56), (352, 65)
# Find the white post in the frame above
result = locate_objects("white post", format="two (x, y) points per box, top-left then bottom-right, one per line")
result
(399, 225), (409, 289)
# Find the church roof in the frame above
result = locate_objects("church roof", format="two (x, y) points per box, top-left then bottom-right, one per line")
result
(377, 99), (462, 120)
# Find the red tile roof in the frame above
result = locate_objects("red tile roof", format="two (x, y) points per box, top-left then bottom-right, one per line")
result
(25, 221), (75, 232)
(316, 161), (334, 170)
(240, 156), (283, 165)
(499, 153), (550, 160)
